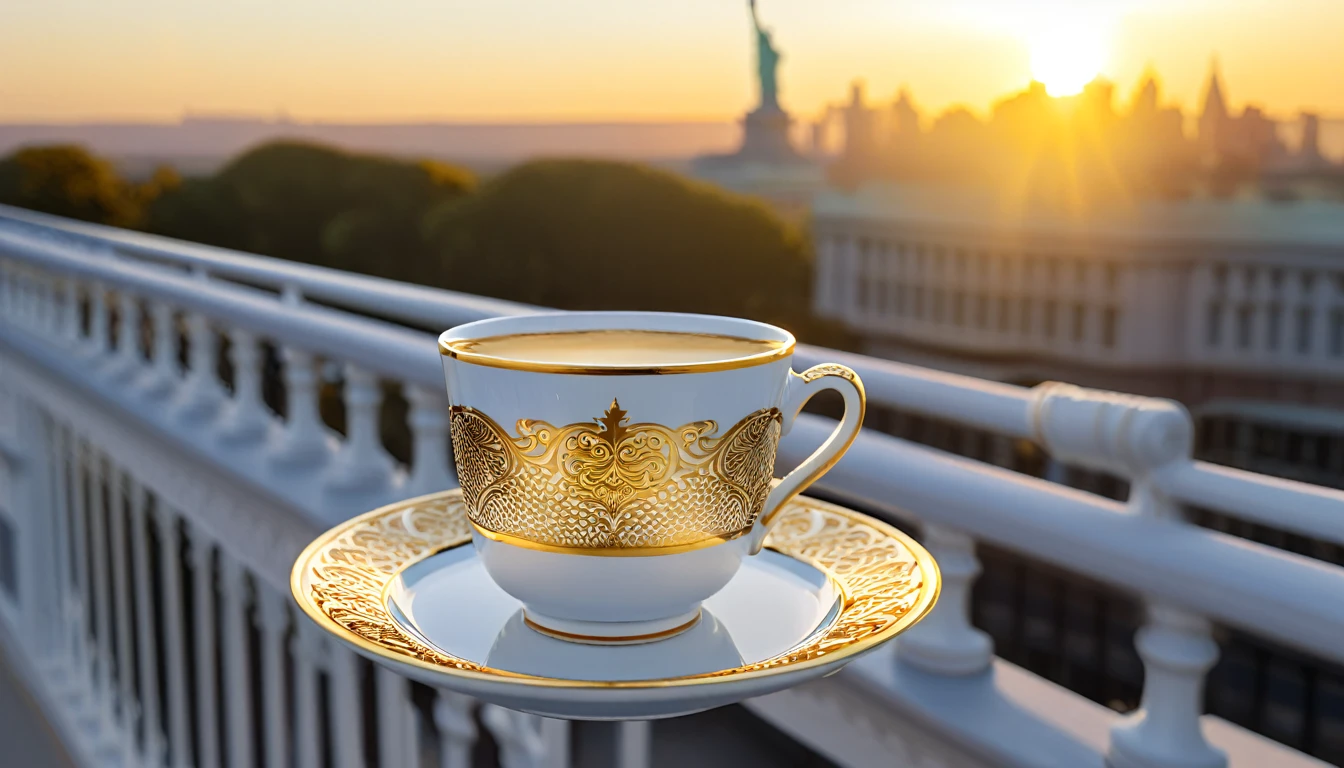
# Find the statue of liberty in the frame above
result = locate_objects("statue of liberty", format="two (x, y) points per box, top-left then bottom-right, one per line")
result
(750, 0), (781, 110)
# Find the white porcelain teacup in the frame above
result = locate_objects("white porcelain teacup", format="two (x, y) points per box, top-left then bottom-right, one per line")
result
(438, 311), (864, 644)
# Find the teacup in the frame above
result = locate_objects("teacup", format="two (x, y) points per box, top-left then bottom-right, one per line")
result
(438, 311), (864, 643)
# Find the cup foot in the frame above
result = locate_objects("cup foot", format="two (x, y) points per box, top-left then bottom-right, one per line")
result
(522, 608), (702, 645)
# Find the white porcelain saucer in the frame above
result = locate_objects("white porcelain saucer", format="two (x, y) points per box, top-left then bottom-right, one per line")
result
(291, 490), (938, 720)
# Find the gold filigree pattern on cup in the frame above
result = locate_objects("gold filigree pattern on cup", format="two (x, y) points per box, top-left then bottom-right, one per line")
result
(449, 401), (783, 549)
(292, 490), (933, 684)
(798, 363), (860, 384)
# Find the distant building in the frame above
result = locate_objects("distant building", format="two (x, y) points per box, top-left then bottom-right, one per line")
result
(810, 183), (1344, 487)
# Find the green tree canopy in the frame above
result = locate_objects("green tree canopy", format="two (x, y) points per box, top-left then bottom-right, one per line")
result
(0, 145), (140, 226)
(423, 159), (819, 334)
(147, 141), (475, 284)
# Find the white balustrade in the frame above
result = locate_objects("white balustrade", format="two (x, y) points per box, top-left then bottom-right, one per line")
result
(4, 207), (1344, 768)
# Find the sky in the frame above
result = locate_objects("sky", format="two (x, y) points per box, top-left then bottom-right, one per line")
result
(1, 0), (1341, 124)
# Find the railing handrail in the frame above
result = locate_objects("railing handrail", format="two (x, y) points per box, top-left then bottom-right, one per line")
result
(781, 416), (1344, 666)
(0, 203), (541, 329)
(2, 209), (1343, 556)
(0, 227), (446, 390)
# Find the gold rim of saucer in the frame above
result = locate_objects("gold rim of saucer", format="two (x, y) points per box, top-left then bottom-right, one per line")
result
(438, 330), (796, 375)
(290, 489), (939, 690)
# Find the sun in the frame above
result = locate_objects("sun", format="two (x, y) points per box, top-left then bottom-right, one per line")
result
(1027, 13), (1108, 96)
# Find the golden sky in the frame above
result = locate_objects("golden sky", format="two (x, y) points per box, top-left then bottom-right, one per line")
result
(1, 0), (1340, 123)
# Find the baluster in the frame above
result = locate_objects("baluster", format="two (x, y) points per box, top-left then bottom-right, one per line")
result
(895, 525), (993, 674)
(188, 527), (222, 768)
(269, 347), (333, 469)
(406, 384), (456, 496)
(328, 646), (367, 768)
(1029, 383), (1226, 768)
(0, 259), (11, 318)
(153, 504), (193, 768)
(47, 424), (77, 690)
(61, 277), (82, 346)
(217, 328), (272, 446)
(615, 722), (652, 768)
(482, 706), (566, 768)
(35, 272), (55, 336)
(219, 554), (256, 768)
(85, 281), (109, 358)
(256, 589), (292, 768)
(1309, 272), (1333, 361)
(87, 448), (120, 737)
(433, 690), (478, 768)
(108, 469), (141, 765)
(173, 311), (225, 423)
(69, 437), (95, 706)
(106, 290), (142, 380)
(324, 364), (396, 495)
(130, 482), (166, 767)
(375, 666), (414, 768)
(293, 622), (326, 768)
(139, 301), (180, 398)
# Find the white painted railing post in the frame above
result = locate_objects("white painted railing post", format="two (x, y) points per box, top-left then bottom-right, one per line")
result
(130, 481), (167, 768)
(1031, 383), (1227, 768)
(60, 277), (81, 347)
(107, 469), (142, 767)
(187, 525), (222, 768)
(328, 645), (368, 768)
(293, 621), (326, 768)
(106, 290), (142, 381)
(217, 328), (272, 446)
(219, 553), (256, 768)
(269, 347), (333, 470)
(256, 588), (293, 768)
(173, 311), (225, 424)
(615, 722), (653, 768)
(47, 423), (79, 692)
(152, 503), (193, 768)
(85, 281), (109, 358)
(405, 384), (457, 496)
(138, 300), (180, 398)
(896, 525), (993, 675)
(482, 706), (566, 768)
(324, 363), (396, 495)
(86, 447), (120, 739)
(375, 666), (415, 768)
(433, 689), (479, 768)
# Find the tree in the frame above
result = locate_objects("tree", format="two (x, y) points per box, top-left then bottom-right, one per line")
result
(147, 141), (475, 283)
(0, 145), (139, 225)
(423, 159), (823, 336)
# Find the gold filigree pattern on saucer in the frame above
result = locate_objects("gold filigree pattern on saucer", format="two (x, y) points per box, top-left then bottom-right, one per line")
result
(449, 401), (782, 550)
(290, 489), (934, 687)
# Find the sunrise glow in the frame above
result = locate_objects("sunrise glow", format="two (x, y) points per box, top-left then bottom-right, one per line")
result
(1026, 13), (1108, 97)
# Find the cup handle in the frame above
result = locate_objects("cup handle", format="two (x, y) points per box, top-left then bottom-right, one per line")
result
(746, 363), (866, 554)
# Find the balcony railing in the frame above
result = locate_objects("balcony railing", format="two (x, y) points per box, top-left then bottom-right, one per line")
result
(1, 204), (1343, 768)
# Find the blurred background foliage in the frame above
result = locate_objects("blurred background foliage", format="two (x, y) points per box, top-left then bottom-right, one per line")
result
(0, 141), (848, 347)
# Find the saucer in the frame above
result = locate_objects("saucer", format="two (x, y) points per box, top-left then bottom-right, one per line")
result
(291, 490), (938, 720)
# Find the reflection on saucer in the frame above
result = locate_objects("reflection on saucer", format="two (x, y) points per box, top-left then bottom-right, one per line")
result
(486, 608), (744, 682)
